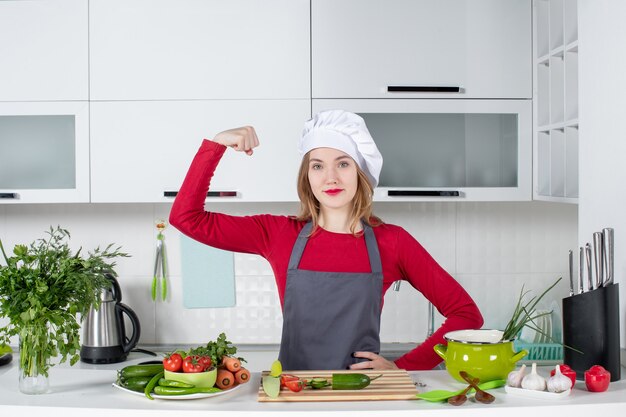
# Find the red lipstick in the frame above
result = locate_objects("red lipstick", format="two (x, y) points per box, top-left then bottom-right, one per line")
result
(324, 189), (343, 195)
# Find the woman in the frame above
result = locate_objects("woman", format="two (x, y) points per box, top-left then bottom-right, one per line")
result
(170, 110), (483, 371)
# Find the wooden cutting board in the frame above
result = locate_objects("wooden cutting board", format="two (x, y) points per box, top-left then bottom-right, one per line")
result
(257, 369), (418, 402)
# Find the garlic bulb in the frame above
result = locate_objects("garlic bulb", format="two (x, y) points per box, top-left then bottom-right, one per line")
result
(521, 363), (547, 391)
(507, 364), (527, 388)
(547, 364), (573, 393)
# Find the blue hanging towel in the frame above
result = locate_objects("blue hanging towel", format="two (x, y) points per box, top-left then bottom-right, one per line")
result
(180, 235), (236, 308)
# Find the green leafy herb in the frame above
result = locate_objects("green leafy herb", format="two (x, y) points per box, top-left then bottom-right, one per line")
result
(188, 332), (244, 366)
(0, 226), (129, 377)
(501, 277), (562, 342)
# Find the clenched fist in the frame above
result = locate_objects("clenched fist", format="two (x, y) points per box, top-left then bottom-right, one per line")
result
(212, 126), (260, 156)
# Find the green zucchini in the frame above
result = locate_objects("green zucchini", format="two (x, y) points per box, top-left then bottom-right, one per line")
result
(153, 386), (222, 395)
(118, 364), (164, 379)
(118, 376), (152, 392)
(332, 373), (382, 390)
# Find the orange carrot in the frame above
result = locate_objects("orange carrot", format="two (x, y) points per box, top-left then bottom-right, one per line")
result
(234, 367), (251, 384)
(216, 368), (235, 390)
(221, 356), (241, 373)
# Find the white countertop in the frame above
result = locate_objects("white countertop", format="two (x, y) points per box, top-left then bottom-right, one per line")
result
(1, 351), (625, 417)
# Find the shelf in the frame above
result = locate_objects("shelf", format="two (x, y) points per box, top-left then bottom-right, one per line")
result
(549, 55), (565, 124)
(565, 40), (578, 53)
(537, 119), (579, 132)
(565, 126), (578, 198)
(549, 0), (564, 50)
(564, 50), (579, 120)
(533, 0), (578, 203)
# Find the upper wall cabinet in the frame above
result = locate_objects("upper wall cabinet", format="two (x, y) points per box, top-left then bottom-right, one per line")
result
(0, 101), (90, 203)
(312, 0), (531, 99)
(89, 0), (310, 101)
(0, 0), (88, 101)
(90, 100), (309, 203)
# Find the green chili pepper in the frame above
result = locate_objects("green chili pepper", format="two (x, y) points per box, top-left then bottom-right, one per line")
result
(158, 378), (194, 388)
(153, 386), (222, 396)
(144, 371), (165, 400)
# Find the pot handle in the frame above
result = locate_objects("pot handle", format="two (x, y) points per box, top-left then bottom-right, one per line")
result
(433, 344), (447, 360)
(510, 349), (528, 363)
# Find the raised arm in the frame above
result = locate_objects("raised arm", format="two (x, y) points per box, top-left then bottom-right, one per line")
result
(169, 127), (280, 257)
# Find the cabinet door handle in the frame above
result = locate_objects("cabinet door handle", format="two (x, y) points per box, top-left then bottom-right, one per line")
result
(163, 191), (237, 198)
(387, 86), (461, 93)
(387, 190), (460, 197)
(0, 193), (18, 199)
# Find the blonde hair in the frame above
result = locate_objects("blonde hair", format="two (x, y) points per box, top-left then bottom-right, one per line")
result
(296, 152), (383, 236)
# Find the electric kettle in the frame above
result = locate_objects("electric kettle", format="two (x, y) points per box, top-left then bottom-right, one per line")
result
(80, 273), (141, 364)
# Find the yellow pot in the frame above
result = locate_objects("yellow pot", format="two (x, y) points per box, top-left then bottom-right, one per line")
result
(434, 329), (528, 383)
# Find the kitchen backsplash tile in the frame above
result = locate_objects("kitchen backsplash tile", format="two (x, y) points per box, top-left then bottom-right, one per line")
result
(0, 201), (577, 346)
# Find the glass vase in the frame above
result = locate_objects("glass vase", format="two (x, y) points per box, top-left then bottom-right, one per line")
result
(18, 325), (50, 394)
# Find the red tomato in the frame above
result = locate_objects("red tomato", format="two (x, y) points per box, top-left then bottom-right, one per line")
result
(163, 353), (183, 372)
(584, 365), (611, 392)
(284, 379), (304, 392)
(280, 374), (300, 388)
(182, 355), (206, 373)
(550, 364), (577, 388)
(198, 356), (212, 371)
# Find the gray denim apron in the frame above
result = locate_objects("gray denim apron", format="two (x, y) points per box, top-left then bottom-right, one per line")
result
(278, 221), (384, 370)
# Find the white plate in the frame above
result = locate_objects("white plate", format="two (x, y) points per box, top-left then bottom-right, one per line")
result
(112, 382), (241, 400)
(505, 385), (571, 400)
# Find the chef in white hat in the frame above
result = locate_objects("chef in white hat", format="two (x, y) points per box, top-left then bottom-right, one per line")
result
(170, 110), (483, 371)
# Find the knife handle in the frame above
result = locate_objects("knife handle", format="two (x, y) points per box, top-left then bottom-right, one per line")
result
(593, 232), (604, 290)
(585, 243), (593, 292)
(568, 249), (574, 296)
(578, 247), (584, 295)
(603, 228), (614, 286)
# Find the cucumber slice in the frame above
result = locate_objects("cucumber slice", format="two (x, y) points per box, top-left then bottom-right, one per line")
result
(262, 375), (281, 398)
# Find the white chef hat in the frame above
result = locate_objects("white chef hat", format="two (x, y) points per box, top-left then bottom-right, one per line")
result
(299, 110), (383, 188)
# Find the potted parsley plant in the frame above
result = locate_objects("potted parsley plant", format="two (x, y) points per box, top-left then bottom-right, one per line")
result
(0, 226), (128, 394)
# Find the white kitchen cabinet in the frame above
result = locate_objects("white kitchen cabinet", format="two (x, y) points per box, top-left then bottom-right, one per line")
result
(533, 0), (578, 203)
(90, 100), (310, 203)
(313, 99), (532, 201)
(0, 102), (90, 203)
(312, 0), (531, 99)
(0, 0), (88, 101)
(89, 0), (310, 101)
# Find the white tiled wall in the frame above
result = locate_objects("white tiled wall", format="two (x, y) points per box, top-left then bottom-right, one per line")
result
(0, 201), (577, 347)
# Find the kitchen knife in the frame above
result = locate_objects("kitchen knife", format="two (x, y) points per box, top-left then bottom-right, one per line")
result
(603, 228), (614, 286)
(568, 249), (574, 296)
(579, 246), (585, 294)
(585, 243), (593, 292)
(593, 232), (604, 290)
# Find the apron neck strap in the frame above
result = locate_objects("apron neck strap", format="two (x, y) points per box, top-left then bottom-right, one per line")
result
(288, 221), (383, 274)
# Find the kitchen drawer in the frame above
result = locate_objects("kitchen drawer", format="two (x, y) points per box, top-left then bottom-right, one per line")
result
(90, 100), (310, 203)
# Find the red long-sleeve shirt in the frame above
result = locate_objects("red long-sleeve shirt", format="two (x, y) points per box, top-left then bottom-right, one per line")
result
(170, 139), (483, 370)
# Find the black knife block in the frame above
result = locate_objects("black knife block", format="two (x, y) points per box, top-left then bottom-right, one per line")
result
(562, 283), (620, 382)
